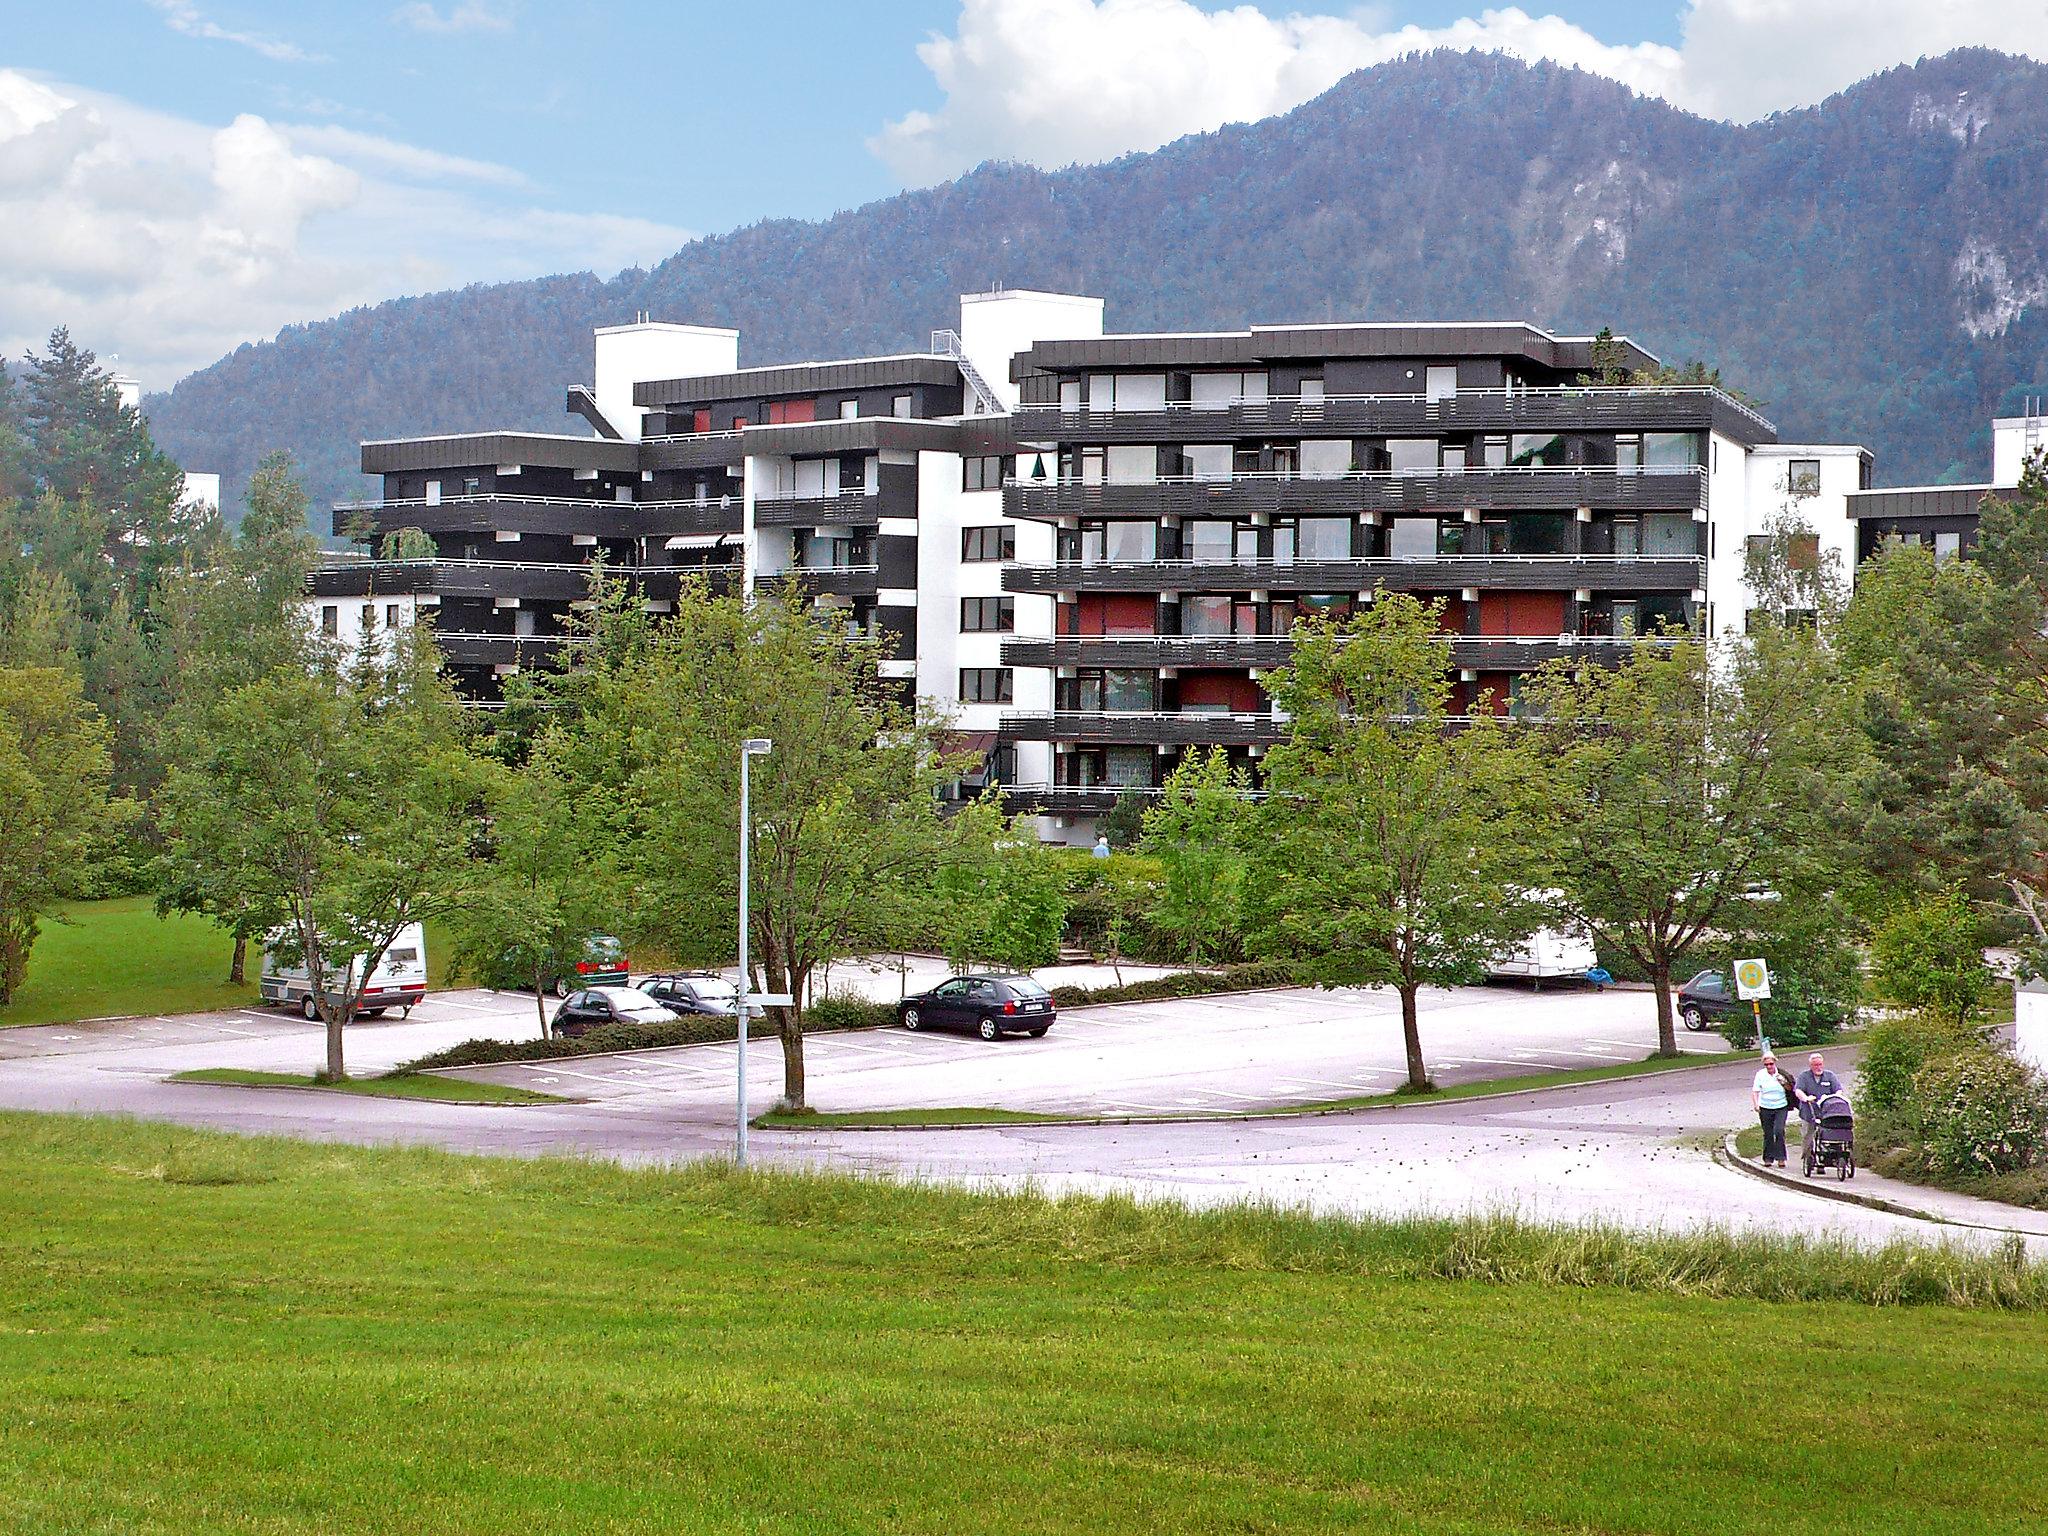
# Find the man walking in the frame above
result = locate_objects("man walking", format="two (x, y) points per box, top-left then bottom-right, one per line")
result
(1795, 1051), (1843, 1129)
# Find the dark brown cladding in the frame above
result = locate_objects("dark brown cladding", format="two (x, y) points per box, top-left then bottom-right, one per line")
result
(1844, 485), (2003, 519)
(634, 355), (964, 408)
(1011, 323), (1660, 380)
(362, 432), (641, 475)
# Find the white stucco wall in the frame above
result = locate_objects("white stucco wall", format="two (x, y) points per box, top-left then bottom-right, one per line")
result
(957, 290), (1104, 412)
(593, 322), (739, 441)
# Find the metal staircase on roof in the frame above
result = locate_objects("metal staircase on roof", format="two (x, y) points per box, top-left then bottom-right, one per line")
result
(931, 329), (1003, 416)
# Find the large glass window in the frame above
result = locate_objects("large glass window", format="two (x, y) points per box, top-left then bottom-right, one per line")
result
(1105, 748), (1155, 786)
(1388, 438), (1440, 473)
(1105, 445), (1157, 484)
(961, 597), (1014, 633)
(1510, 433), (1565, 467)
(1300, 439), (1352, 479)
(1184, 443), (1233, 480)
(1181, 596), (1235, 636)
(1504, 513), (1571, 554)
(1641, 513), (1697, 556)
(1296, 517), (1353, 560)
(1644, 432), (1701, 467)
(959, 668), (1014, 704)
(1183, 520), (1236, 562)
(1061, 671), (1155, 712)
(1388, 518), (1437, 560)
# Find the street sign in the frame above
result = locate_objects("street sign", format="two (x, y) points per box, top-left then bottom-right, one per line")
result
(752, 992), (794, 1007)
(1734, 958), (1771, 1001)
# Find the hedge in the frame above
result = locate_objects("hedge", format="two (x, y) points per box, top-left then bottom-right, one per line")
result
(394, 1007), (865, 1074)
(1046, 961), (1299, 1009)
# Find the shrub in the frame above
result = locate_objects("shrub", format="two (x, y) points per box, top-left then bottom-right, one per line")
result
(394, 1001), (875, 1073)
(1046, 960), (1298, 1010)
(803, 994), (899, 1033)
(1870, 888), (1993, 1025)
(1711, 918), (1861, 1050)
(1910, 1049), (2048, 1178)
(1859, 1012), (1984, 1112)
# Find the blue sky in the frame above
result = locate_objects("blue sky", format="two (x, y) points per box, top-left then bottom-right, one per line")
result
(0, 0), (2029, 383)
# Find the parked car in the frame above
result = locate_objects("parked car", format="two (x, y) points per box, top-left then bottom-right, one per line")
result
(259, 923), (428, 1021)
(1677, 969), (1740, 1031)
(637, 973), (741, 1017)
(550, 985), (681, 1040)
(899, 974), (1056, 1040)
(483, 934), (631, 998)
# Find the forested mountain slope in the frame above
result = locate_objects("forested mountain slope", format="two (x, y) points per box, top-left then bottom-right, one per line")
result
(145, 48), (2048, 517)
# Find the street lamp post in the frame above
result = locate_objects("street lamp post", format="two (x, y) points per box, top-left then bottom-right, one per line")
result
(737, 737), (772, 1167)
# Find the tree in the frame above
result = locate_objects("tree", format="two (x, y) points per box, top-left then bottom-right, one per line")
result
(0, 668), (116, 1004)
(1869, 886), (1993, 1027)
(379, 526), (439, 562)
(1843, 464), (2048, 961)
(1251, 594), (1544, 1092)
(156, 628), (484, 1078)
(931, 798), (1069, 973)
(446, 758), (618, 1038)
(1141, 748), (1250, 964)
(1100, 788), (1146, 849)
(153, 454), (320, 982)
(1522, 626), (1840, 1055)
(534, 579), (965, 1110)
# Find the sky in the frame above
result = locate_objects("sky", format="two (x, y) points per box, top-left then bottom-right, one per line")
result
(3, 0), (2042, 388)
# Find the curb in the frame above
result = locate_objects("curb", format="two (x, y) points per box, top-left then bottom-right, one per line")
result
(756, 1052), (1747, 1133)
(1715, 1133), (2048, 1240)
(167, 1076), (576, 1109)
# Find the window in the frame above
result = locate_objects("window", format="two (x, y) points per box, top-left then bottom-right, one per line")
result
(1060, 670), (1153, 712)
(692, 409), (712, 434)
(1935, 531), (1962, 565)
(962, 455), (1011, 491)
(961, 526), (1015, 562)
(385, 604), (402, 627)
(1300, 439), (1351, 479)
(1425, 365), (1458, 402)
(838, 455), (869, 493)
(1642, 513), (1697, 557)
(961, 597), (1014, 633)
(1388, 438), (1440, 473)
(765, 398), (817, 425)
(1788, 458), (1822, 496)
(1644, 432), (1701, 468)
(1296, 516), (1354, 560)
(1182, 519), (1236, 562)
(1480, 435), (1509, 467)
(1058, 379), (1082, 410)
(838, 399), (859, 420)
(1509, 433), (1565, 467)
(1388, 517), (1438, 560)
(1181, 596), (1235, 636)
(891, 394), (913, 418)
(959, 667), (1014, 704)
(360, 603), (376, 630)
(320, 605), (338, 636)
(1441, 445), (1467, 472)
(1615, 433), (1642, 468)
(1189, 371), (1268, 407)
(1298, 377), (1325, 402)
(461, 476), (482, 496)
(1788, 533), (1820, 571)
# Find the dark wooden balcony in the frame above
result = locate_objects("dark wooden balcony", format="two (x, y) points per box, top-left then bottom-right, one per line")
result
(999, 711), (1284, 746)
(1002, 553), (1704, 595)
(1010, 385), (1771, 446)
(999, 633), (1675, 670)
(1002, 466), (1707, 522)
(330, 493), (742, 540)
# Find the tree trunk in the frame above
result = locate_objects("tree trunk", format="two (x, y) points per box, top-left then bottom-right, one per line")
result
(228, 932), (247, 986)
(325, 1007), (346, 1081)
(1651, 961), (1678, 1057)
(1398, 982), (1430, 1093)
(533, 965), (549, 1040)
(775, 1008), (805, 1112)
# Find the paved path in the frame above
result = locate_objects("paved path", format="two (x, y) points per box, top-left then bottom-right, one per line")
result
(1, 985), (2033, 1253)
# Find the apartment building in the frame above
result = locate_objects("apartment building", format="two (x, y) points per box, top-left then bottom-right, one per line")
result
(991, 321), (1869, 838)
(312, 302), (1879, 843)
(310, 290), (1104, 794)
(1841, 409), (2043, 562)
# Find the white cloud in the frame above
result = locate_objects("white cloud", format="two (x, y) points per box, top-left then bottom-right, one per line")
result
(391, 2), (513, 35)
(145, 0), (324, 64)
(872, 0), (2048, 182)
(0, 71), (693, 388)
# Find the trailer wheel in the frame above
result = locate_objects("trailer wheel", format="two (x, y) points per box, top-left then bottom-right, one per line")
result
(300, 995), (320, 1021)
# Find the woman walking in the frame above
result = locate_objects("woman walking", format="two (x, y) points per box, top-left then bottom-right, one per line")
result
(1752, 1050), (1791, 1168)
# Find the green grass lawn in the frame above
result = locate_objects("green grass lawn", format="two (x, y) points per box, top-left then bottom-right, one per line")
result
(170, 1068), (567, 1105)
(0, 897), (250, 1028)
(2, 1114), (2045, 1534)
(761, 1050), (1749, 1129)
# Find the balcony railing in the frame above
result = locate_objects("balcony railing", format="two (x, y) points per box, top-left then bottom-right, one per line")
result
(755, 564), (883, 597)
(331, 492), (744, 538)
(1011, 384), (1773, 442)
(1003, 553), (1704, 595)
(1004, 465), (1707, 521)
(752, 488), (886, 528)
(1000, 711), (1286, 745)
(1000, 633), (1677, 669)
(308, 556), (741, 604)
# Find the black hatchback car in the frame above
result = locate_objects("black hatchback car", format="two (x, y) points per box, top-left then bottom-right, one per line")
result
(638, 973), (740, 1018)
(899, 974), (1056, 1040)
(1677, 969), (1740, 1031)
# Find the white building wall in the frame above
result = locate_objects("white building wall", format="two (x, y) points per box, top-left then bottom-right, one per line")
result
(300, 591), (436, 656)
(1703, 430), (1747, 638)
(182, 471), (220, 511)
(957, 290), (1104, 412)
(1992, 414), (2047, 487)
(1707, 436), (1865, 632)
(593, 322), (739, 441)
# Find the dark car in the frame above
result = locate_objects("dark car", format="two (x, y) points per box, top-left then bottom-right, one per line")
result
(638, 973), (740, 1018)
(484, 934), (631, 998)
(899, 974), (1056, 1040)
(1677, 969), (1739, 1032)
(550, 985), (680, 1040)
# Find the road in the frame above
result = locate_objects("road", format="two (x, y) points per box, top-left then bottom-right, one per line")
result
(0, 983), (2025, 1252)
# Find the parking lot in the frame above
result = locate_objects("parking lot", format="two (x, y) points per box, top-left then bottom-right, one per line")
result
(451, 981), (1723, 1118)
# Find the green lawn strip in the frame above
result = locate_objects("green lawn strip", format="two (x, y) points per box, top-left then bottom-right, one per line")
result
(0, 896), (250, 1028)
(756, 1105), (1073, 1128)
(0, 1113), (2044, 1535)
(170, 1068), (567, 1106)
(1739, 1120), (2048, 1212)
(761, 1050), (1750, 1129)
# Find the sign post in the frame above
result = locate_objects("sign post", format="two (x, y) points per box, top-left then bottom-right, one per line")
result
(1734, 957), (1772, 1048)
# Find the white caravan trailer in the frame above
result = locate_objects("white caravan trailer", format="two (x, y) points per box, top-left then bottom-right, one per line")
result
(259, 924), (428, 1020)
(1489, 922), (1599, 984)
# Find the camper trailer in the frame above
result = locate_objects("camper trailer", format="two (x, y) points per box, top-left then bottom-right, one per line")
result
(1489, 923), (1598, 985)
(259, 924), (428, 1020)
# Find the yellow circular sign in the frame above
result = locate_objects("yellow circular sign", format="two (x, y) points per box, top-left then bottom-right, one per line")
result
(1736, 960), (1767, 990)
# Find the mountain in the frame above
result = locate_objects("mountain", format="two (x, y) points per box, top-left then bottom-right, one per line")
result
(145, 48), (2048, 519)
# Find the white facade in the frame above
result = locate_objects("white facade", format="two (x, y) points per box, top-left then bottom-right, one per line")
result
(957, 290), (1105, 412)
(1991, 413), (2048, 487)
(182, 471), (220, 511)
(1703, 436), (1867, 635)
(310, 588), (436, 654)
(592, 321), (739, 441)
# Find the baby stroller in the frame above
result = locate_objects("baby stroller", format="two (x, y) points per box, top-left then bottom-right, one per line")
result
(1803, 1092), (1856, 1181)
